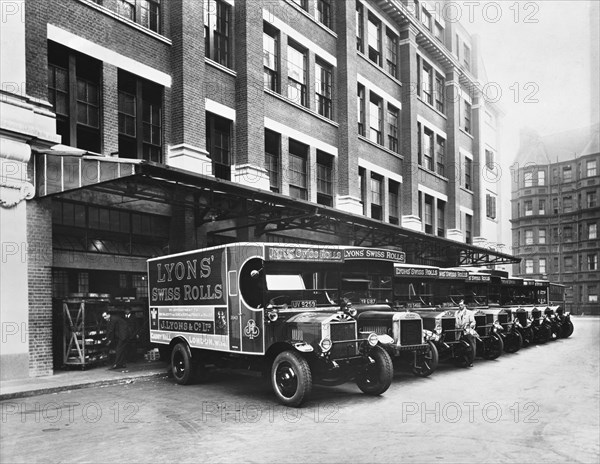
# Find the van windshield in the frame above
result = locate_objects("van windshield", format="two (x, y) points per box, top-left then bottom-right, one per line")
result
(265, 274), (306, 291)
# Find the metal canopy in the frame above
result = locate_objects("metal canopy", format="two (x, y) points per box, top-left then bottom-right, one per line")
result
(35, 153), (519, 267)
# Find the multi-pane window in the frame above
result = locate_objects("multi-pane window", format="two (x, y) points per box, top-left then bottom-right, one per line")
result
(424, 195), (433, 234)
(369, 93), (383, 145)
(564, 196), (573, 212)
(464, 157), (472, 190)
(315, 59), (333, 119)
(437, 200), (445, 237)
(539, 229), (546, 244)
(421, 63), (432, 105)
(359, 167), (366, 210)
(537, 170), (546, 186)
(463, 100), (472, 134)
(423, 128), (434, 171)
(564, 226), (573, 241)
(386, 29), (398, 78)
(206, 112), (232, 180)
(316, 151), (334, 207)
(289, 139), (308, 200)
(291, 0), (308, 10)
(434, 74), (444, 113)
(463, 44), (471, 70)
(525, 230), (533, 245)
(317, 0), (332, 29)
(539, 199), (546, 215)
(370, 174), (383, 220)
(420, 8), (432, 30)
(524, 200), (533, 216)
(486, 194), (497, 219)
(436, 136), (445, 176)
(434, 22), (444, 42)
(589, 285), (598, 303)
(357, 84), (365, 136)
(265, 130), (280, 193)
(389, 180), (399, 225)
(587, 160), (597, 177)
(117, 0), (160, 32)
(48, 42), (101, 153)
(465, 214), (472, 244)
(589, 223), (598, 239)
(564, 256), (573, 272)
(205, 0), (231, 68)
(356, 2), (364, 52)
(287, 43), (307, 106)
(553, 198), (559, 214)
(524, 171), (533, 187)
(485, 150), (494, 169)
(563, 165), (572, 181)
(263, 24), (279, 92)
(387, 105), (399, 153)
(525, 259), (534, 274)
(587, 191), (597, 208)
(367, 14), (381, 65)
(539, 258), (547, 274)
(588, 254), (597, 271)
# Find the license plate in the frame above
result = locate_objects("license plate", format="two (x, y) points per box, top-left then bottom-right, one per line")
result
(360, 298), (376, 304)
(291, 300), (317, 308)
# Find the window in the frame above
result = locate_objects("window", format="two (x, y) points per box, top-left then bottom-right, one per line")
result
(524, 171), (533, 187)
(118, 0), (160, 32)
(291, 0), (307, 10)
(486, 194), (497, 219)
(417, 122), (422, 165)
(525, 230), (533, 245)
(265, 130), (280, 193)
(359, 167), (366, 211)
(317, 0), (332, 29)
(420, 7), (432, 30)
(539, 229), (546, 244)
(367, 14), (381, 65)
(264, 24), (279, 92)
(465, 214), (472, 244)
(589, 286), (598, 303)
(437, 200), (445, 237)
(464, 157), (472, 190)
(389, 180), (399, 224)
(370, 174), (383, 220)
(118, 70), (162, 162)
(387, 105), (399, 153)
(587, 160), (597, 177)
(589, 223), (597, 239)
(563, 196), (573, 212)
(423, 128), (434, 171)
(369, 93), (383, 145)
(434, 74), (445, 113)
(316, 151), (334, 206)
(463, 44), (471, 70)
(539, 199), (546, 215)
(553, 198), (559, 214)
(315, 59), (333, 119)
(563, 226), (573, 241)
(206, 112), (232, 180)
(434, 21), (444, 42)
(424, 195), (433, 234)
(386, 29), (398, 78)
(455, 33), (460, 59)
(539, 258), (547, 274)
(524, 200), (533, 216)
(357, 84), (365, 136)
(436, 136), (446, 176)
(356, 2), (364, 52)
(287, 43), (307, 106)
(563, 165), (572, 182)
(289, 139), (308, 200)
(525, 259), (534, 274)
(463, 100), (472, 134)
(421, 63), (433, 105)
(587, 191), (597, 208)
(588, 254), (598, 271)
(204, 0), (231, 67)
(48, 42), (101, 153)
(537, 170), (546, 186)
(564, 256), (573, 272)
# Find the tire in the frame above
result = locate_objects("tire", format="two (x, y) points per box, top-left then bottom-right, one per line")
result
(483, 333), (504, 360)
(271, 351), (312, 407)
(504, 331), (523, 354)
(356, 346), (393, 395)
(412, 341), (439, 377)
(454, 338), (476, 367)
(171, 342), (197, 385)
(535, 325), (551, 344)
(562, 320), (574, 338)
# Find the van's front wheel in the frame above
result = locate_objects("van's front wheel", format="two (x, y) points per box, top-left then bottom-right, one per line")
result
(356, 346), (393, 395)
(271, 351), (312, 407)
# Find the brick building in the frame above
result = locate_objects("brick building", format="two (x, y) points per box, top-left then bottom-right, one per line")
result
(0, 0), (513, 380)
(511, 125), (600, 315)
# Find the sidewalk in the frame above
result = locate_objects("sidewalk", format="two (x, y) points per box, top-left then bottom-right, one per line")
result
(0, 360), (169, 401)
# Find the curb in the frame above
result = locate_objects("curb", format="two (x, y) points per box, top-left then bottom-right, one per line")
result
(0, 371), (169, 401)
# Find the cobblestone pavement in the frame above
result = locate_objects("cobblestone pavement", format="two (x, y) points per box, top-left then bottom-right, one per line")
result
(1, 317), (598, 464)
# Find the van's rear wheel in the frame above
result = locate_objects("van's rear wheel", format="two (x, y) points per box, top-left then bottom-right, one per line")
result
(271, 351), (312, 407)
(171, 343), (196, 385)
(356, 346), (393, 395)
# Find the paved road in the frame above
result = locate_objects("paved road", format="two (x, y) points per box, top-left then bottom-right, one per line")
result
(1, 318), (598, 463)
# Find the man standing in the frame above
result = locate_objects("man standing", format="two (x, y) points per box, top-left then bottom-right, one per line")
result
(455, 299), (477, 366)
(102, 311), (129, 369)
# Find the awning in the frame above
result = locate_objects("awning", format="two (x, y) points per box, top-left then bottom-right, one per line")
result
(35, 152), (520, 267)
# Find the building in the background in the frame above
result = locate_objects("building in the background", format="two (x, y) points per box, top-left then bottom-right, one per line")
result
(1, 0), (514, 380)
(511, 125), (600, 314)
